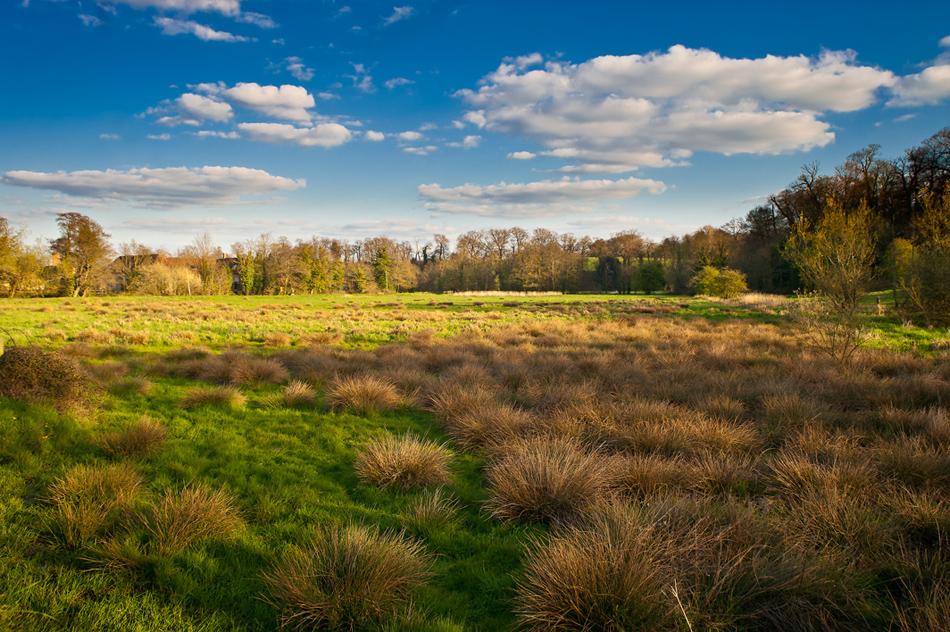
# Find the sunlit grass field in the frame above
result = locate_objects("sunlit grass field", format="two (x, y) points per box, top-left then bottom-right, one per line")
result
(1, 293), (949, 631)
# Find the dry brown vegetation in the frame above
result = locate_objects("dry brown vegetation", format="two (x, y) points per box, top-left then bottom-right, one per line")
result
(354, 433), (453, 490)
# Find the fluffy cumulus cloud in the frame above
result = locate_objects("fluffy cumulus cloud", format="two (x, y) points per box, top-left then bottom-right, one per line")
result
(418, 176), (666, 217)
(153, 16), (248, 41)
(220, 83), (315, 122)
(889, 36), (950, 106)
(155, 92), (233, 126)
(237, 122), (352, 147)
(458, 46), (899, 173)
(0, 166), (304, 209)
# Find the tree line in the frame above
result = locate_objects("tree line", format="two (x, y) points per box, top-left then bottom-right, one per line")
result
(1, 127), (948, 323)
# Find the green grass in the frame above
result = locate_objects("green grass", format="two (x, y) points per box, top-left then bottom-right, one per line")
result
(0, 293), (948, 631)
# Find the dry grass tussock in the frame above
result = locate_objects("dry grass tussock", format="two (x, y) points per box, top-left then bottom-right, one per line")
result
(0, 345), (92, 413)
(46, 463), (144, 547)
(354, 434), (453, 490)
(325, 374), (402, 415)
(142, 485), (244, 555)
(97, 416), (168, 459)
(264, 524), (432, 631)
(401, 487), (462, 533)
(280, 380), (317, 408)
(486, 436), (613, 525)
(179, 385), (247, 410)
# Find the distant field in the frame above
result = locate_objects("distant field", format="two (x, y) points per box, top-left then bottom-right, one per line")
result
(1, 294), (949, 631)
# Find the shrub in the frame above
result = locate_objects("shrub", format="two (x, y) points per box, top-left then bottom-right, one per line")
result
(0, 345), (91, 412)
(485, 436), (613, 525)
(354, 434), (453, 490)
(97, 416), (168, 459)
(143, 485), (244, 555)
(264, 524), (432, 631)
(46, 463), (144, 547)
(179, 385), (247, 410)
(325, 374), (402, 415)
(692, 266), (748, 299)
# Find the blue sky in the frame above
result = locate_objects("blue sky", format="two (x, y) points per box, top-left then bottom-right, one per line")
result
(2, 0), (950, 251)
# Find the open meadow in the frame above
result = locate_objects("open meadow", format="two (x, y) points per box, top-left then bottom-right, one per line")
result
(1, 293), (949, 631)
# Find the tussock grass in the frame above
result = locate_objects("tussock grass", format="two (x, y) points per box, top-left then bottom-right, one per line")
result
(401, 488), (462, 533)
(262, 332), (292, 347)
(97, 416), (168, 459)
(179, 385), (247, 410)
(106, 375), (154, 397)
(228, 354), (290, 386)
(281, 380), (317, 408)
(264, 524), (432, 631)
(486, 436), (613, 525)
(46, 463), (144, 547)
(142, 485), (244, 555)
(354, 434), (453, 490)
(326, 374), (402, 415)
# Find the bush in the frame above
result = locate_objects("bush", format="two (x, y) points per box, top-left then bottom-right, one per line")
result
(264, 524), (432, 631)
(0, 345), (91, 412)
(692, 266), (748, 298)
(354, 434), (453, 490)
(485, 436), (613, 525)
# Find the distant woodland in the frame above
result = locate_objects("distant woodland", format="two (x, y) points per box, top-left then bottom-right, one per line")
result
(2, 127), (949, 321)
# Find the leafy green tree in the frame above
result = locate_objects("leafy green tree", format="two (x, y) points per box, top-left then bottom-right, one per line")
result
(373, 247), (392, 291)
(633, 261), (666, 294)
(784, 198), (875, 315)
(692, 266), (748, 298)
(49, 212), (115, 297)
(903, 188), (950, 326)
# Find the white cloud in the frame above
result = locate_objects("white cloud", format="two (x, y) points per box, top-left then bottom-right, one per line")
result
(419, 176), (666, 207)
(458, 45), (898, 172)
(194, 130), (240, 138)
(79, 14), (103, 26)
(385, 77), (414, 89)
(221, 83), (315, 122)
(397, 131), (423, 141)
(148, 133), (172, 140)
(235, 11), (276, 28)
(404, 145), (438, 155)
(99, 133), (121, 140)
(283, 57), (314, 82)
(364, 130), (385, 141)
(0, 166), (304, 209)
(383, 6), (413, 26)
(889, 65), (950, 105)
(507, 151), (536, 160)
(101, 0), (241, 15)
(940, 35), (950, 48)
(153, 16), (249, 41)
(462, 135), (480, 149)
(237, 122), (353, 147)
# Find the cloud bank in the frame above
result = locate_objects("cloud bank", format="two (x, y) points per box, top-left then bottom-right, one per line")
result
(0, 166), (304, 209)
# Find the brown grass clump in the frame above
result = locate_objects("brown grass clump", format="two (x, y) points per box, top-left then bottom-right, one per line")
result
(262, 332), (292, 347)
(325, 374), (402, 415)
(354, 434), (453, 490)
(143, 485), (244, 555)
(97, 416), (168, 460)
(229, 355), (290, 386)
(281, 380), (317, 408)
(401, 488), (462, 533)
(263, 524), (432, 631)
(444, 402), (534, 452)
(0, 345), (91, 413)
(485, 436), (613, 525)
(608, 453), (688, 498)
(179, 385), (247, 410)
(46, 463), (144, 547)
(515, 503), (675, 631)
(76, 328), (112, 344)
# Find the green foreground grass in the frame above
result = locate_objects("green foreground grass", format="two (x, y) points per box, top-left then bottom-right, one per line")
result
(0, 293), (948, 631)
